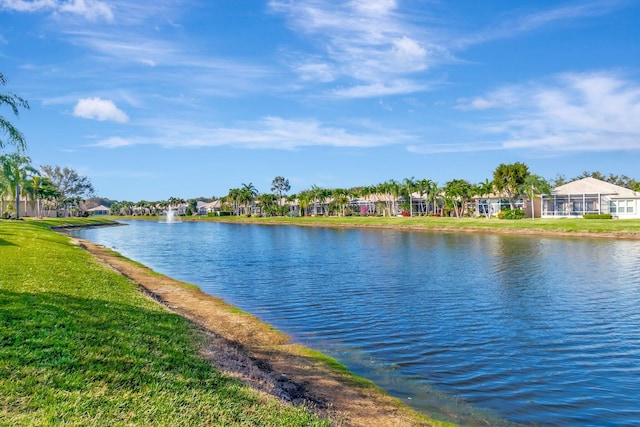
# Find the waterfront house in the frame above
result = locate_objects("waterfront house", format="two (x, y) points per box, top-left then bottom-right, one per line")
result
(198, 200), (222, 215)
(87, 205), (110, 216)
(541, 177), (640, 218)
(1, 195), (57, 218)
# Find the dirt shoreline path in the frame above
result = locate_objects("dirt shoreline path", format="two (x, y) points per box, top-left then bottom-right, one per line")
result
(73, 237), (442, 427)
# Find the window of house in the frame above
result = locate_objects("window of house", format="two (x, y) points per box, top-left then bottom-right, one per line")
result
(626, 200), (635, 213)
(611, 200), (636, 214)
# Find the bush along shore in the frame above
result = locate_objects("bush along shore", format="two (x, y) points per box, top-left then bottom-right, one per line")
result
(1, 218), (447, 427)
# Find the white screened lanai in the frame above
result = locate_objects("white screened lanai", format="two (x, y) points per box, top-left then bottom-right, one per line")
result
(541, 177), (640, 218)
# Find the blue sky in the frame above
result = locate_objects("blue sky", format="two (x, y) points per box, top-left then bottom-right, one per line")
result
(1, 0), (639, 201)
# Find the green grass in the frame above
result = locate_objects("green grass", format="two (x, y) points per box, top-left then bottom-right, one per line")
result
(180, 214), (640, 235)
(0, 220), (328, 426)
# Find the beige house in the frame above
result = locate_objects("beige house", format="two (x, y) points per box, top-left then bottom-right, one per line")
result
(541, 177), (640, 218)
(87, 205), (110, 216)
(1, 195), (56, 218)
(197, 200), (222, 215)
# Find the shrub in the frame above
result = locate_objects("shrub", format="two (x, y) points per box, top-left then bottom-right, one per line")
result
(583, 213), (613, 219)
(498, 208), (525, 220)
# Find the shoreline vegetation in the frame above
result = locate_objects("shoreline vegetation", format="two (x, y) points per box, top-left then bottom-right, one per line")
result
(3, 216), (638, 426)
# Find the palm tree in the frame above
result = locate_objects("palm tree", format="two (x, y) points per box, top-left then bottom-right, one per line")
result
(0, 163), (9, 216)
(330, 188), (351, 217)
(377, 179), (400, 216)
(519, 174), (550, 220)
(428, 181), (439, 215)
(0, 152), (37, 218)
(356, 185), (375, 216)
(257, 193), (278, 216)
(225, 188), (241, 215)
(387, 179), (402, 216)
(32, 176), (59, 217)
(493, 162), (530, 210)
(443, 179), (472, 218)
(475, 178), (495, 218)
(117, 201), (134, 216)
(402, 177), (417, 216)
(27, 175), (42, 217)
(309, 185), (329, 216)
(297, 190), (313, 217)
(1, 73), (29, 151)
(416, 179), (432, 215)
(240, 182), (258, 215)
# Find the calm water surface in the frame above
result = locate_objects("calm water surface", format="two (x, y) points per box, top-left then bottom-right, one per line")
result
(69, 221), (640, 426)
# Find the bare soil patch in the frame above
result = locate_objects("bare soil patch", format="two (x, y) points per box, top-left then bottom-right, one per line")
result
(74, 238), (440, 427)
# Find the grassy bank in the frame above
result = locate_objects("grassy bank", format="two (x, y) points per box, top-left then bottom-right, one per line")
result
(0, 219), (328, 426)
(177, 215), (640, 236)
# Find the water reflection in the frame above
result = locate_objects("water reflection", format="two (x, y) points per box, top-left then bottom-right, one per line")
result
(69, 222), (640, 426)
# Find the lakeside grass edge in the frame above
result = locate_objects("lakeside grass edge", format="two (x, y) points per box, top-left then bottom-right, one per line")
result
(2, 217), (447, 426)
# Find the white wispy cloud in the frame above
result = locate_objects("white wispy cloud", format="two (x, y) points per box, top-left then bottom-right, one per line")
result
(92, 136), (131, 148)
(459, 72), (640, 152)
(1, 0), (114, 21)
(407, 143), (503, 155)
(90, 116), (413, 150)
(455, 0), (626, 48)
(269, 0), (440, 98)
(73, 97), (129, 122)
(332, 79), (430, 98)
(268, 0), (627, 99)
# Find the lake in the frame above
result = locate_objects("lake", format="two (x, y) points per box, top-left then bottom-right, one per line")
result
(68, 221), (640, 426)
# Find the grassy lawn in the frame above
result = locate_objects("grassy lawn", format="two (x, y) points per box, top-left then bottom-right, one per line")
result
(184, 215), (640, 235)
(0, 219), (328, 426)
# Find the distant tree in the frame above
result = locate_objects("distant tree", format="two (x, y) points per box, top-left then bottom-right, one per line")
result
(519, 174), (550, 220)
(308, 184), (330, 216)
(240, 182), (258, 215)
(474, 178), (495, 219)
(443, 179), (472, 218)
(356, 185), (376, 215)
(330, 188), (351, 216)
(186, 198), (198, 215)
(30, 176), (60, 217)
(573, 171), (637, 190)
(401, 177), (417, 216)
(574, 170), (607, 182)
(426, 180), (439, 215)
(85, 197), (114, 209)
(296, 190), (313, 216)
(111, 200), (134, 216)
(0, 73), (29, 151)
(257, 193), (278, 216)
(36, 177), (61, 217)
(493, 162), (530, 209)
(271, 176), (290, 206)
(40, 165), (95, 202)
(550, 173), (567, 188)
(377, 179), (401, 216)
(416, 178), (435, 215)
(167, 196), (185, 209)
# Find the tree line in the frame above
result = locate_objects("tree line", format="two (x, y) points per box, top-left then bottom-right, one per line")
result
(212, 165), (639, 219)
